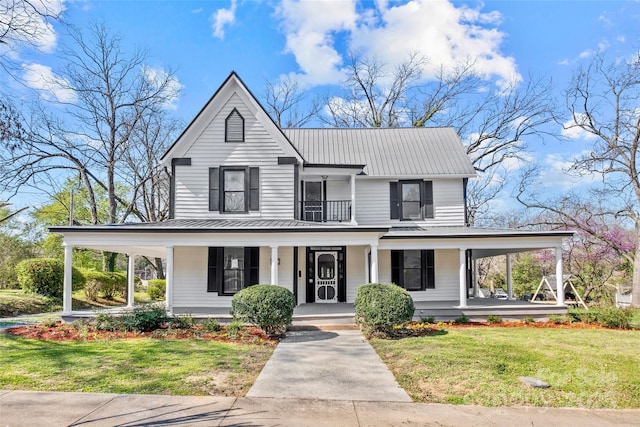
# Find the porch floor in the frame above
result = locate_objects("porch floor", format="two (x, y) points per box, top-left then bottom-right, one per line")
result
(59, 297), (568, 326)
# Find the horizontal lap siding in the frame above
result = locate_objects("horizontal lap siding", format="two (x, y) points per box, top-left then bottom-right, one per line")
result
(173, 246), (293, 310)
(175, 94), (294, 219)
(346, 246), (367, 303)
(377, 249), (458, 302)
(355, 179), (465, 226)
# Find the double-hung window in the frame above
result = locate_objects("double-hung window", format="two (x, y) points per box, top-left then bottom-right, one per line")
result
(208, 247), (259, 295)
(209, 167), (259, 213)
(390, 180), (433, 220)
(391, 249), (435, 291)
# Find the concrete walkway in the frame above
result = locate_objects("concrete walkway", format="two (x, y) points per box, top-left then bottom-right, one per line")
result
(247, 329), (411, 402)
(2, 390), (640, 426)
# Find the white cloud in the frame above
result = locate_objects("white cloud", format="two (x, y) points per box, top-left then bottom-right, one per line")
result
(21, 63), (76, 103)
(0, 0), (65, 53)
(211, 0), (237, 40)
(539, 153), (598, 190)
(274, 0), (519, 87)
(275, 0), (358, 85)
(561, 114), (598, 141)
(142, 66), (183, 110)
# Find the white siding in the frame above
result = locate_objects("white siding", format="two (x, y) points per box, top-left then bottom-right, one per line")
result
(355, 178), (465, 226)
(174, 93), (295, 219)
(377, 249), (459, 302)
(172, 246), (294, 310)
(346, 246), (367, 303)
(326, 180), (351, 201)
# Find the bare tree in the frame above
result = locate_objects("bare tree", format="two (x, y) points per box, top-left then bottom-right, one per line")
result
(263, 75), (320, 128)
(518, 53), (640, 307)
(322, 52), (427, 128)
(0, 21), (180, 271)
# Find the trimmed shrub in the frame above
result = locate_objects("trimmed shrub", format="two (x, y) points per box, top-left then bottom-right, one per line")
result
(354, 283), (415, 338)
(569, 306), (632, 329)
(94, 304), (168, 332)
(147, 279), (166, 300)
(83, 271), (127, 301)
(16, 258), (85, 299)
(486, 314), (503, 324)
(231, 284), (295, 336)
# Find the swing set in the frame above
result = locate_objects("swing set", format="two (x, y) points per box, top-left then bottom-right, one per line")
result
(531, 274), (588, 309)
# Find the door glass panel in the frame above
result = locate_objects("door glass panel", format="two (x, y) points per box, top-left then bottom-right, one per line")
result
(317, 254), (335, 279)
(305, 182), (322, 201)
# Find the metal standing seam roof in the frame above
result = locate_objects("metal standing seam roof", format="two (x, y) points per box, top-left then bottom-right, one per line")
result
(283, 127), (477, 177)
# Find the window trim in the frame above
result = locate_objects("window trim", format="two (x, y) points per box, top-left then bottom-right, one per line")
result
(210, 166), (259, 213)
(391, 249), (435, 291)
(390, 180), (434, 221)
(221, 167), (249, 213)
(207, 247), (259, 296)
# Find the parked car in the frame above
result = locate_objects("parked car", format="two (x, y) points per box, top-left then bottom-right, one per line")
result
(492, 288), (508, 300)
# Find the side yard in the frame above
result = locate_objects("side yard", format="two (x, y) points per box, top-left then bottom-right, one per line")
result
(370, 326), (640, 408)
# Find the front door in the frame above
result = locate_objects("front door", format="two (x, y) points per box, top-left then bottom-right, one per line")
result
(315, 251), (338, 303)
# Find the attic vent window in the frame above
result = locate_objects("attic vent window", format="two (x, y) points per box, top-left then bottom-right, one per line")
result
(225, 109), (244, 142)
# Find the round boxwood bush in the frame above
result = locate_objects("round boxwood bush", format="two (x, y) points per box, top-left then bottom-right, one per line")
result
(147, 279), (166, 300)
(231, 284), (295, 336)
(354, 283), (415, 337)
(16, 258), (86, 299)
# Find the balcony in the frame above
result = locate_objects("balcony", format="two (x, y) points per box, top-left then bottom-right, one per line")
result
(300, 200), (352, 222)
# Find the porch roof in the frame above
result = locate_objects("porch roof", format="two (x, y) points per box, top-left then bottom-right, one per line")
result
(49, 219), (388, 234)
(382, 226), (574, 239)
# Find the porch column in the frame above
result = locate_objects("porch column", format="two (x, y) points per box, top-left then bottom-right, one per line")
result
(350, 173), (357, 223)
(459, 248), (467, 308)
(506, 253), (513, 300)
(364, 248), (370, 283)
(62, 244), (73, 315)
(473, 259), (479, 298)
(370, 243), (379, 283)
(555, 246), (565, 306)
(166, 246), (174, 315)
(271, 246), (278, 285)
(127, 253), (135, 308)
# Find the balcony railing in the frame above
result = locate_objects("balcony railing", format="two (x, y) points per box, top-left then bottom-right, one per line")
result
(300, 200), (351, 222)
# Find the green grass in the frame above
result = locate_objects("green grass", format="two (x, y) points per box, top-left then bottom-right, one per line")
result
(371, 327), (640, 408)
(0, 290), (60, 317)
(0, 332), (273, 396)
(71, 289), (152, 310)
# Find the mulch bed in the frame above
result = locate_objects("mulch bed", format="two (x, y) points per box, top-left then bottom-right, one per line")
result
(5, 321), (279, 345)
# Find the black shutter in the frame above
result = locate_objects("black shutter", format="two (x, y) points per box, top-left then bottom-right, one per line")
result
(249, 167), (259, 211)
(391, 250), (402, 287)
(338, 248), (346, 302)
(207, 247), (220, 292)
(246, 247), (260, 286)
(209, 168), (219, 211)
(306, 250), (314, 303)
(423, 181), (433, 219)
(424, 250), (435, 289)
(390, 182), (399, 219)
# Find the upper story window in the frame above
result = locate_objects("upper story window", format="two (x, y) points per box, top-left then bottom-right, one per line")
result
(390, 180), (433, 220)
(209, 166), (259, 213)
(225, 108), (244, 142)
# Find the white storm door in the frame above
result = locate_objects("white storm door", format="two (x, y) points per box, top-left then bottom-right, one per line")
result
(315, 251), (338, 303)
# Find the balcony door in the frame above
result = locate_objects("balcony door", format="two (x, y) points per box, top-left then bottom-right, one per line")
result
(303, 181), (324, 222)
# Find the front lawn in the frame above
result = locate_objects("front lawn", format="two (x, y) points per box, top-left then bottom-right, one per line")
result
(0, 290), (60, 317)
(371, 327), (640, 408)
(0, 332), (273, 396)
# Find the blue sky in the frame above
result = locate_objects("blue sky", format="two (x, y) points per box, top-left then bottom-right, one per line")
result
(3, 0), (640, 212)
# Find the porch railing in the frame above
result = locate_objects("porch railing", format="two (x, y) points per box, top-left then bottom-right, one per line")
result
(300, 200), (351, 222)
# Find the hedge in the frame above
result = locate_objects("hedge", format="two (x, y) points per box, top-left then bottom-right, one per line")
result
(16, 258), (86, 299)
(231, 284), (295, 336)
(147, 279), (166, 300)
(84, 271), (127, 301)
(355, 283), (415, 337)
